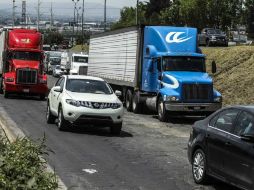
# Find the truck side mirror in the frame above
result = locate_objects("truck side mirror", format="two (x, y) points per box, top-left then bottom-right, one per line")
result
(212, 60), (217, 73)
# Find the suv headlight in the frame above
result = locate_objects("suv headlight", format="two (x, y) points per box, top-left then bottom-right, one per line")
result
(214, 96), (222, 103)
(66, 99), (81, 107)
(165, 96), (179, 102)
(111, 103), (122, 109)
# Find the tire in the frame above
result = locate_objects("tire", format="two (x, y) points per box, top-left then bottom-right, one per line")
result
(157, 96), (169, 122)
(3, 89), (9, 98)
(206, 39), (210, 47)
(192, 149), (209, 184)
(126, 90), (133, 112)
(0, 78), (3, 94)
(110, 122), (122, 136)
(57, 107), (69, 131)
(46, 102), (56, 124)
(132, 92), (142, 114)
(39, 94), (46, 101)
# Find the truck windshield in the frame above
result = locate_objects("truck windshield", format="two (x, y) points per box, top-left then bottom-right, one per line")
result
(73, 56), (88, 63)
(50, 58), (61, 65)
(163, 56), (206, 72)
(66, 79), (112, 94)
(12, 51), (41, 61)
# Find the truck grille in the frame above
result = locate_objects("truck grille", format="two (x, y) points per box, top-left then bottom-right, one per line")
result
(79, 66), (88, 75)
(17, 69), (37, 84)
(182, 84), (212, 102)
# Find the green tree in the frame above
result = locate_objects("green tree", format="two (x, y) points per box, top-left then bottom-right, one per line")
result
(44, 31), (64, 45)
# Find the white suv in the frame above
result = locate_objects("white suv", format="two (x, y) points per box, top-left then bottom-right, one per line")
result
(46, 75), (124, 135)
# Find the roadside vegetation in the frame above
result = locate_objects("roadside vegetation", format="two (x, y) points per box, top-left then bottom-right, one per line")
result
(0, 136), (58, 190)
(111, 0), (254, 37)
(203, 46), (254, 105)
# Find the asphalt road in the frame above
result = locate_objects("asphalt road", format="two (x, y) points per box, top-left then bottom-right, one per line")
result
(0, 75), (238, 190)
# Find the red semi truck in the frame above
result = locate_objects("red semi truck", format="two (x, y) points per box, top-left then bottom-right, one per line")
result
(0, 28), (48, 99)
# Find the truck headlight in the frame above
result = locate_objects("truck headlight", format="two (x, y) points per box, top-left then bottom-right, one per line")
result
(165, 96), (179, 102)
(6, 78), (14, 82)
(66, 99), (81, 107)
(214, 96), (222, 103)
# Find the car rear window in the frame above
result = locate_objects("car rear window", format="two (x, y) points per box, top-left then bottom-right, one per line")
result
(66, 79), (113, 94)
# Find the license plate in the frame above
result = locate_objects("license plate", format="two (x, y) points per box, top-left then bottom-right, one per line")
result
(194, 106), (201, 110)
(23, 89), (29, 93)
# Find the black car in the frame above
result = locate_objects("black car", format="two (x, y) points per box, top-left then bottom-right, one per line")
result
(188, 105), (254, 190)
(198, 28), (228, 47)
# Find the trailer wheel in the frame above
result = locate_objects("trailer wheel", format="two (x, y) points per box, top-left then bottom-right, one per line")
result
(132, 92), (142, 114)
(157, 96), (168, 122)
(126, 90), (133, 112)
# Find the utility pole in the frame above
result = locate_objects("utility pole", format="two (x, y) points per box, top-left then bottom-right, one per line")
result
(72, 0), (79, 46)
(37, 0), (41, 30)
(22, 1), (26, 25)
(136, 0), (139, 25)
(50, 2), (53, 31)
(104, 0), (106, 31)
(12, 0), (16, 27)
(81, 0), (85, 48)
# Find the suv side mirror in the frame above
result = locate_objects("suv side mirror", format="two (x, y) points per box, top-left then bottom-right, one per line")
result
(53, 86), (62, 93)
(115, 90), (122, 97)
(212, 60), (217, 73)
(241, 134), (254, 143)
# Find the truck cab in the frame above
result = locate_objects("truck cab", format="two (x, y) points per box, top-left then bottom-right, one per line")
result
(141, 27), (221, 121)
(70, 53), (88, 75)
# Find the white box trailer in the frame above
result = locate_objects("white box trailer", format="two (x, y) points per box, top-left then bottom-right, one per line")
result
(88, 28), (139, 87)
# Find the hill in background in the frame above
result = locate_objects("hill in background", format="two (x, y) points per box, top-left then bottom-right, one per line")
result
(203, 46), (254, 105)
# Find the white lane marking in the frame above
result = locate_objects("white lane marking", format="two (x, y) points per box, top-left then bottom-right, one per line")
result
(82, 169), (98, 174)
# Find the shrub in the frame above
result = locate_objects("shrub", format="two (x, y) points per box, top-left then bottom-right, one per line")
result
(0, 136), (58, 190)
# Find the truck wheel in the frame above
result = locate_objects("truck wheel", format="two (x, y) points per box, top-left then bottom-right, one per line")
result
(57, 107), (69, 131)
(110, 122), (122, 136)
(0, 78), (3, 94)
(46, 102), (56, 124)
(126, 90), (133, 112)
(132, 92), (142, 114)
(3, 89), (9, 98)
(157, 96), (168, 122)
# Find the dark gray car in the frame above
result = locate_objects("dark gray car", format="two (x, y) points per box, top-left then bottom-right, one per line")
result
(188, 105), (254, 190)
(198, 28), (228, 47)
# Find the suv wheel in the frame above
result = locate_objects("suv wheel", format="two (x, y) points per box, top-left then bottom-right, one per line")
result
(57, 107), (69, 131)
(192, 149), (209, 184)
(46, 102), (56, 124)
(110, 122), (122, 136)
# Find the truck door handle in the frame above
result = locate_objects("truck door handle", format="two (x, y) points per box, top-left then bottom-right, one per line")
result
(225, 142), (231, 146)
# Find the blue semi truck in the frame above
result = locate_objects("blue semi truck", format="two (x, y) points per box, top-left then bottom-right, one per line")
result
(88, 26), (222, 121)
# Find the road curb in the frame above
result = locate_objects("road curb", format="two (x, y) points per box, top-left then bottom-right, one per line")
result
(0, 107), (68, 190)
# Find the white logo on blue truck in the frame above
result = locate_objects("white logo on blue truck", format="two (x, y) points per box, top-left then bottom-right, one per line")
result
(165, 32), (192, 43)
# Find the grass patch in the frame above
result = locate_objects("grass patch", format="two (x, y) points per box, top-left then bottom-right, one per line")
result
(0, 136), (58, 189)
(202, 46), (254, 105)
(70, 45), (89, 53)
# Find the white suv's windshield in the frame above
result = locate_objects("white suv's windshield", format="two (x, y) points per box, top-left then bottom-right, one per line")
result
(66, 79), (113, 94)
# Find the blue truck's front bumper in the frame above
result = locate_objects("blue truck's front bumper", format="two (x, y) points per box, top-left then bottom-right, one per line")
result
(165, 102), (222, 112)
